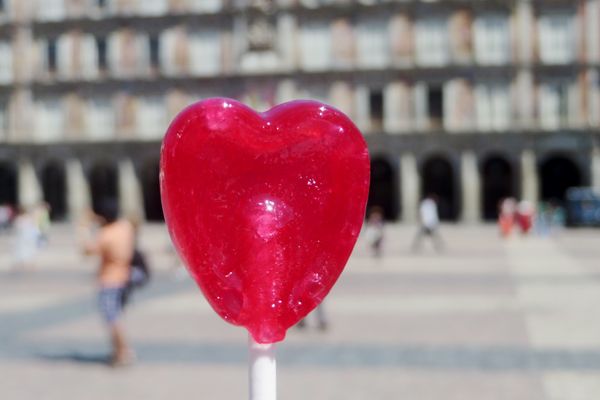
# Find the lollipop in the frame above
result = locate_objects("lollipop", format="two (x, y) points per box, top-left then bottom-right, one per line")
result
(160, 98), (370, 399)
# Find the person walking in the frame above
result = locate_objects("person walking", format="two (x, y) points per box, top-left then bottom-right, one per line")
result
(411, 194), (443, 252)
(78, 199), (136, 367)
(365, 206), (385, 257)
(12, 207), (40, 273)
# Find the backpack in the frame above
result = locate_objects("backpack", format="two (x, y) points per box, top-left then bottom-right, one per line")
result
(121, 249), (150, 308)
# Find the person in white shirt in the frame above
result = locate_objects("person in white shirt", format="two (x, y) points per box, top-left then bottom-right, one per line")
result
(411, 194), (444, 252)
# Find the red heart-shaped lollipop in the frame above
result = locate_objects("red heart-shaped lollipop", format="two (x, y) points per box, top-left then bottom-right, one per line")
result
(160, 98), (370, 343)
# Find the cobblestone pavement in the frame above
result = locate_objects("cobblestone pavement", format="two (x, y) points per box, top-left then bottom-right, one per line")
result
(1, 222), (600, 400)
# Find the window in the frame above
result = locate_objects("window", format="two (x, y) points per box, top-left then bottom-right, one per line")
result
(87, 98), (114, 140)
(0, 0), (5, 12)
(137, 96), (166, 139)
(80, 35), (99, 79)
(369, 91), (383, 131)
(98, 0), (106, 7)
(539, 81), (574, 130)
(159, 27), (189, 76)
(539, 14), (575, 64)
(475, 84), (510, 132)
(331, 18), (355, 67)
(189, 30), (221, 76)
(300, 22), (331, 71)
(48, 40), (57, 72)
(428, 86), (443, 128)
(149, 35), (160, 68)
(97, 37), (107, 70)
(0, 41), (12, 84)
(247, 18), (275, 53)
(56, 34), (73, 79)
(357, 21), (389, 69)
(35, 98), (64, 142)
(37, 0), (65, 21)
(190, 0), (222, 13)
(139, 0), (168, 16)
(474, 15), (510, 65)
(415, 18), (448, 66)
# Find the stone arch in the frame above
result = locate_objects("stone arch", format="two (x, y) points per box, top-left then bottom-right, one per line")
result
(421, 155), (457, 221)
(367, 157), (398, 221)
(41, 161), (67, 220)
(482, 155), (514, 221)
(540, 155), (581, 203)
(0, 161), (17, 206)
(142, 159), (164, 221)
(89, 161), (119, 215)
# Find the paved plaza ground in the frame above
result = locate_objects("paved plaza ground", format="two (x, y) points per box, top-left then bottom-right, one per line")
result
(1, 222), (600, 399)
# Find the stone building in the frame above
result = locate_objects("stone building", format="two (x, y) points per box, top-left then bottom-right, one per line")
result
(0, 0), (599, 222)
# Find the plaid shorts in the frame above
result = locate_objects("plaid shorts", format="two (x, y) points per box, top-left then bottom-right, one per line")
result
(98, 287), (125, 323)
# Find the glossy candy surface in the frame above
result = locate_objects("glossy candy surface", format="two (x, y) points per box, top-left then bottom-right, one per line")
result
(160, 98), (370, 343)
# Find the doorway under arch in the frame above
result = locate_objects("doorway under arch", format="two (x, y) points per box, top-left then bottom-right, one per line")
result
(90, 162), (119, 215)
(367, 158), (398, 221)
(482, 156), (514, 221)
(142, 161), (164, 222)
(540, 156), (581, 203)
(422, 156), (457, 221)
(0, 162), (17, 206)
(41, 161), (67, 220)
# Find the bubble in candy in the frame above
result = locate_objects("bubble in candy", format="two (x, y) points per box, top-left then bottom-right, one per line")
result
(160, 98), (370, 343)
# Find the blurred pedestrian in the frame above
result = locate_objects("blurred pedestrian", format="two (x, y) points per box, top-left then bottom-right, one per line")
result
(515, 200), (535, 235)
(78, 199), (136, 367)
(0, 204), (12, 234)
(12, 207), (40, 273)
(365, 206), (385, 257)
(536, 202), (552, 237)
(411, 194), (443, 252)
(550, 200), (566, 236)
(296, 302), (328, 331)
(34, 201), (51, 247)
(498, 197), (516, 237)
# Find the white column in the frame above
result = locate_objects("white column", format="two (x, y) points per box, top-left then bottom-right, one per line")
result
(17, 159), (42, 209)
(521, 150), (539, 204)
(592, 147), (600, 193)
(118, 159), (144, 222)
(516, 69), (535, 129)
(516, 0), (534, 65)
(66, 158), (91, 220)
(400, 153), (420, 223)
(460, 151), (481, 223)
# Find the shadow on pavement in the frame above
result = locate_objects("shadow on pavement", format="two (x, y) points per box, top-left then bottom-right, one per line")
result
(39, 352), (110, 365)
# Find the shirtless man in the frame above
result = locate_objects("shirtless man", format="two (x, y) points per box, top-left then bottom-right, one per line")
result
(79, 199), (135, 366)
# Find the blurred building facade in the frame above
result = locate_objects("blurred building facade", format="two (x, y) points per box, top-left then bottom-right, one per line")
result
(0, 0), (599, 222)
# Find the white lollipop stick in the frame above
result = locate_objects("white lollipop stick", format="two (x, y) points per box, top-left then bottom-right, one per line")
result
(248, 333), (276, 400)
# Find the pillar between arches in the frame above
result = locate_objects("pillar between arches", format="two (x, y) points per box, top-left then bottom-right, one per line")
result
(400, 153), (419, 223)
(521, 150), (539, 204)
(592, 147), (600, 194)
(66, 159), (91, 221)
(118, 159), (144, 223)
(18, 159), (42, 209)
(460, 151), (481, 223)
